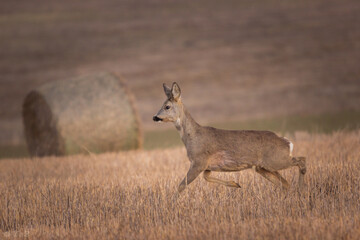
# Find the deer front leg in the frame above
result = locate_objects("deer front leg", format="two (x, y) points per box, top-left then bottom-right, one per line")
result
(203, 170), (241, 188)
(178, 162), (206, 193)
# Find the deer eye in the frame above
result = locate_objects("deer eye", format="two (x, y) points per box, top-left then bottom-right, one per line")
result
(165, 105), (171, 110)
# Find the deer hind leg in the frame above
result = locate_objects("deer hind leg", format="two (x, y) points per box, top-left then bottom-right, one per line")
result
(255, 167), (289, 190)
(203, 170), (241, 188)
(292, 157), (306, 188)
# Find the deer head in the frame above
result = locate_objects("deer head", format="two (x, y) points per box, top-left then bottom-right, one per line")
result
(153, 82), (182, 123)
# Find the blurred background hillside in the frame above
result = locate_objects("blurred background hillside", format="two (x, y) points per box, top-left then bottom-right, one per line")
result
(1, 0), (360, 155)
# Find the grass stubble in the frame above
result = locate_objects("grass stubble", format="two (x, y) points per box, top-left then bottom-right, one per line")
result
(0, 131), (359, 239)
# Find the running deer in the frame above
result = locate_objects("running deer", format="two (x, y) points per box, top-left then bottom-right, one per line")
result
(153, 82), (306, 193)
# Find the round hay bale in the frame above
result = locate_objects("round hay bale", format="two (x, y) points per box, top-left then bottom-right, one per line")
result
(22, 72), (142, 157)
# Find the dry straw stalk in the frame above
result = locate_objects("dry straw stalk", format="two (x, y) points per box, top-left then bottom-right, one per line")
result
(0, 131), (359, 239)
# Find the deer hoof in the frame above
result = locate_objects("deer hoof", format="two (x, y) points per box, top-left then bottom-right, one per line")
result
(230, 182), (241, 188)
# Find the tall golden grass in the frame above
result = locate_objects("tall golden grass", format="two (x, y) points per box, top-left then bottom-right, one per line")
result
(0, 131), (359, 239)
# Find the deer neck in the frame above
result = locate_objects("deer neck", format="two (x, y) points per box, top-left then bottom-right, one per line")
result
(174, 104), (199, 145)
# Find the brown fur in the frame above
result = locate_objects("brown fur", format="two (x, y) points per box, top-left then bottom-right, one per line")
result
(153, 82), (306, 193)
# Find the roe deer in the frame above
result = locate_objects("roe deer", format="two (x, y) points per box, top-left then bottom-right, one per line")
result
(153, 82), (306, 193)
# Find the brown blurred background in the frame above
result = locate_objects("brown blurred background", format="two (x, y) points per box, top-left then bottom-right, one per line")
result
(1, 0), (360, 153)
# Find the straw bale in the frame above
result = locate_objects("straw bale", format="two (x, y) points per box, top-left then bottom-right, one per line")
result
(22, 72), (142, 157)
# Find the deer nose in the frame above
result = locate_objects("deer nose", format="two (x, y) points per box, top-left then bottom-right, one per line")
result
(153, 116), (162, 122)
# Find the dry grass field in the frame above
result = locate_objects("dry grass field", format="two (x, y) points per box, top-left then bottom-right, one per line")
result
(1, 130), (359, 239)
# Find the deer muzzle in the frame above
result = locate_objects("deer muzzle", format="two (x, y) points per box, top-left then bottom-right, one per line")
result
(153, 116), (163, 122)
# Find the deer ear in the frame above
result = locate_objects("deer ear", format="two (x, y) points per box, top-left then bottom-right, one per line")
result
(163, 83), (172, 98)
(171, 82), (181, 100)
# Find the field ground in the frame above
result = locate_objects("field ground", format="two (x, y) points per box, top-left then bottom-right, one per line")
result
(0, 130), (359, 239)
(1, 0), (360, 145)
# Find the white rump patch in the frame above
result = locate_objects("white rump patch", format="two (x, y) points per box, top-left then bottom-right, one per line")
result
(284, 137), (294, 156)
(289, 141), (294, 156)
